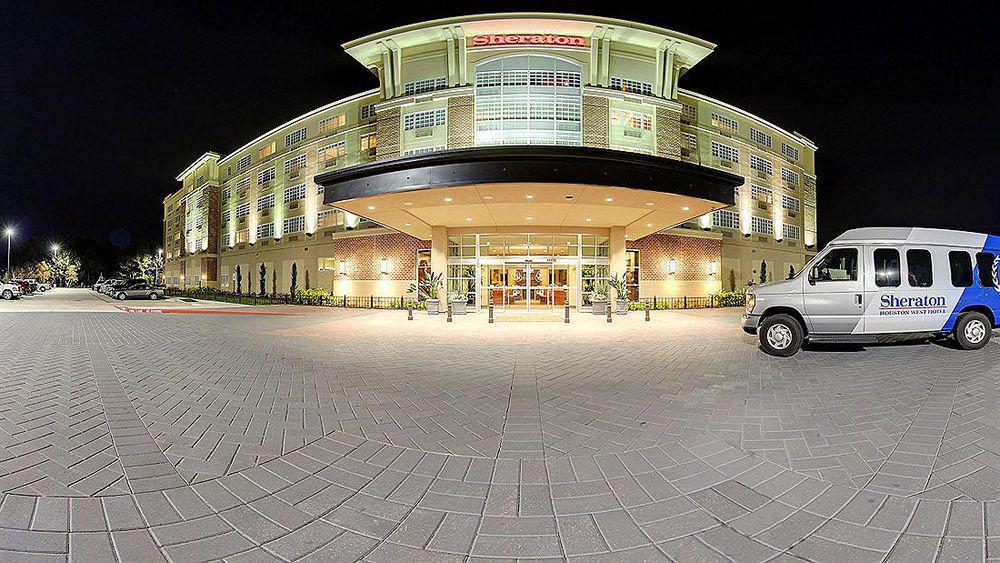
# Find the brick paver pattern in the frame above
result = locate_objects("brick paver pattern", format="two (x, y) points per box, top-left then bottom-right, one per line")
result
(0, 302), (998, 561)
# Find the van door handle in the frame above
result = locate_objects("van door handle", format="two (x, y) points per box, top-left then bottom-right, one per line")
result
(855, 294), (863, 308)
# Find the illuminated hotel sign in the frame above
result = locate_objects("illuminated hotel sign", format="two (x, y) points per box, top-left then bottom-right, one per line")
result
(470, 34), (588, 48)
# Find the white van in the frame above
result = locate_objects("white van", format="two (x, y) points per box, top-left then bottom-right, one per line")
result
(743, 227), (1000, 356)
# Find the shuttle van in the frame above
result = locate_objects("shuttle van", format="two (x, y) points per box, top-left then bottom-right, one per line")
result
(743, 227), (1000, 356)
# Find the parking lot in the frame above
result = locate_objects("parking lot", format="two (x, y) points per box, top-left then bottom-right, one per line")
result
(0, 289), (998, 561)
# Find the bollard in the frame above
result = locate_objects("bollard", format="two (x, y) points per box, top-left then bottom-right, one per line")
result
(488, 301), (494, 324)
(645, 299), (651, 322)
(407, 299), (413, 321)
(564, 302), (570, 324)
(447, 303), (453, 323)
(606, 302), (612, 323)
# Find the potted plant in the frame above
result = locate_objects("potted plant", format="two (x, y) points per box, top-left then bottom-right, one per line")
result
(408, 271), (443, 315)
(448, 291), (468, 315)
(591, 280), (610, 314)
(608, 272), (631, 315)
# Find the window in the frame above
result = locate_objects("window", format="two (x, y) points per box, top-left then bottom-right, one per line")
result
(284, 127), (307, 147)
(782, 223), (801, 241)
(683, 133), (697, 150)
(609, 108), (653, 130)
(711, 141), (739, 163)
(284, 183), (306, 203)
(236, 177), (251, 190)
(257, 222), (274, 239)
(360, 103), (376, 119)
(751, 215), (774, 236)
(257, 193), (274, 212)
(782, 194), (800, 213)
(318, 114), (345, 133)
(976, 253), (997, 287)
(710, 113), (738, 132)
(236, 154), (251, 171)
(712, 209), (740, 229)
(874, 249), (901, 287)
(782, 168), (800, 186)
(257, 167), (275, 184)
(814, 248), (858, 282)
(403, 108), (446, 131)
(475, 54), (583, 147)
(284, 154), (307, 176)
(195, 215), (204, 230)
(610, 76), (652, 96)
(283, 215), (305, 234)
(781, 142), (800, 161)
(318, 257), (339, 271)
(221, 187), (231, 201)
(360, 133), (377, 154)
(258, 141), (276, 160)
(235, 202), (250, 218)
(196, 175), (205, 186)
(403, 146), (445, 156)
(749, 128), (772, 147)
(221, 209), (231, 223)
(681, 103), (697, 122)
(907, 249), (933, 287)
(403, 77), (446, 95)
(750, 184), (772, 204)
(318, 141), (345, 164)
(625, 249), (640, 301)
(749, 154), (773, 175)
(221, 233), (231, 248)
(949, 251), (974, 287)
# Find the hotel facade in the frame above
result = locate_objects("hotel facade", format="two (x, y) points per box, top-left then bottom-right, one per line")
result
(163, 13), (817, 312)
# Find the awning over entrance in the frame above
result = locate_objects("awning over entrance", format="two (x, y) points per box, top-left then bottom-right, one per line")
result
(315, 146), (740, 240)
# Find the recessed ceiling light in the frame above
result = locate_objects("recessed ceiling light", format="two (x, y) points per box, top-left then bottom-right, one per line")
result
(367, 205), (375, 210)
(682, 206), (690, 211)
(646, 223), (653, 227)
(645, 202), (654, 207)
(525, 194), (534, 200)
(482, 195), (494, 200)
(605, 197), (614, 202)
(403, 222), (411, 227)
(585, 217), (592, 222)
(465, 217), (472, 222)
(525, 216), (533, 220)
(403, 202), (413, 206)
(444, 196), (452, 202)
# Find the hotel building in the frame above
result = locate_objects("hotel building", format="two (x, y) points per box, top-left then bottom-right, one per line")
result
(163, 13), (817, 311)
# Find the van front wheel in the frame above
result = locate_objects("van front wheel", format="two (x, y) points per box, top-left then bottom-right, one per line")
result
(954, 312), (992, 350)
(759, 314), (804, 357)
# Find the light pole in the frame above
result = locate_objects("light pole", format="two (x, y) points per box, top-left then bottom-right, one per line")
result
(157, 248), (163, 285)
(4, 228), (13, 280)
(51, 244), (60, 287)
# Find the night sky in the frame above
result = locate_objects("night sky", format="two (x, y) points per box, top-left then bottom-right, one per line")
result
(3, 1), (999, 254)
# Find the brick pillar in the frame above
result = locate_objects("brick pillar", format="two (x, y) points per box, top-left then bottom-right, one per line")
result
(376, 107), (400, 159)
(610, 226), (627, 283)
(447, 96), (474, 149)
(656, 105), (682, 158)
(583, 95), (609, 149)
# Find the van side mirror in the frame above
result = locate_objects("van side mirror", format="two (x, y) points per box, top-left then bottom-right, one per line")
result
(808, 267), (817, 286)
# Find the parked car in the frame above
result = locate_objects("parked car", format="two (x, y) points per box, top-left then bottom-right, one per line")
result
(111, 280), (165, 301)
(11, 279), (36, 295)
(1, 281), (22, 300)
(36, 282), (52, 291)
(744, 227), (1000, 356)
(95, 279), (120, 294)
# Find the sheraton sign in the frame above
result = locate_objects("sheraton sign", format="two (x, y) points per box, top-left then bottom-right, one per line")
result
(470, 34), (588, 48)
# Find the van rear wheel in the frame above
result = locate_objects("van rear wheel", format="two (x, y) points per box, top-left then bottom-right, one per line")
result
(759, 314), (804, 357)
(954, 312), (992, 350)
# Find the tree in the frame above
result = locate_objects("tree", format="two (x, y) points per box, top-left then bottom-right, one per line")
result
(787, 265), (796, 279)
(52, 251), (81, 287)
(235, 265), (242, 294)
(759, 260), (767, 284)
(304, 269), (310, 291)
(728, 268), (736, 292)
(34, 261), (52, 283)
(290, 263), (298, 296)
(259, 263), (267, 296)
(271, 270), (277, 297)
(65, 263), (79, 286)
(119, 253), (157, 281)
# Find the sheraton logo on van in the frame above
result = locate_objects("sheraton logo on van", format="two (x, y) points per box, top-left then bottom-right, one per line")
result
(879, 294), (948, 316)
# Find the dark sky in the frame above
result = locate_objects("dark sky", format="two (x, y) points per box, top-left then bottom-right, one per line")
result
(2, 1), (998, 251)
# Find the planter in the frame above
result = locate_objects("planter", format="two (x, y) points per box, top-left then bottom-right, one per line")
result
(426, 298), (440, 315)
(592, 301), (608, 315)
(616, 299), (629, 315)
(450, 300), (468, 315)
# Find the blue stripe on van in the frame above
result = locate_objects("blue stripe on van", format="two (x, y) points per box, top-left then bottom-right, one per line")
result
(941, 235), (1000, 332)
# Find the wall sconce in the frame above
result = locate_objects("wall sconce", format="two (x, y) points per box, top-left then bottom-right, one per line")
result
(338, 260), (346, 275)
(709, 262), (719, 276)
(666, 259), (678, 275)
(380, 258), (389, 275)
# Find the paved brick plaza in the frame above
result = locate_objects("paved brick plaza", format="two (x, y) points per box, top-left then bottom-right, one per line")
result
(0, 289), (998, 561)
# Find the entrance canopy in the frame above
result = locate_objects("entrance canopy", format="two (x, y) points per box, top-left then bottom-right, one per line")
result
(315, 146), (740, 240)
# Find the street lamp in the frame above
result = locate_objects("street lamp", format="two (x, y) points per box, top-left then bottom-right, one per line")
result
(50, 244), (59, 287)
(4, 228), (13, 279)
(157, 248), (163, 285)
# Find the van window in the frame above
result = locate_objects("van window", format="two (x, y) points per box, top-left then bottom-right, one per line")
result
(949, 251), (973, 287)
(814, 248), (858, 282)
(874, 249), (900, 287)
(906, 249), (933, 287)
(977, 252), (997, 287)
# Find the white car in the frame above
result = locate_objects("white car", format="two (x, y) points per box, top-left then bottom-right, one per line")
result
(744, 227), (999, 356)
(1, 281), (22, 300)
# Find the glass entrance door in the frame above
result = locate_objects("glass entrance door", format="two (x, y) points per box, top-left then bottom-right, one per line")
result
(483, 262), (571, 312)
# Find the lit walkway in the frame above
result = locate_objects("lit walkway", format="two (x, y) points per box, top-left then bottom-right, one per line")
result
(0, 305), (996, 561)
